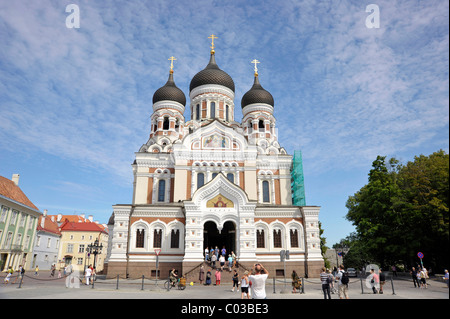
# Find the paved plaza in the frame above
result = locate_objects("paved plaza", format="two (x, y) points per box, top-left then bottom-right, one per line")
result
(1, 271), (448, 300)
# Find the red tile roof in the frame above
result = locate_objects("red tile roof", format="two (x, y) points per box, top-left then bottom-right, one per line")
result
(60, 220), (108, 234)
(0, 176), (39, 211)
(37, 215), (62, 236)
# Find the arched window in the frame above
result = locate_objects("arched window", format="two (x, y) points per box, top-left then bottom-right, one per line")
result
(175, 119), (180, 132)
(248, 120), (253, 134)
(256, 229), (265, 248)
(226, 105), (229, 122)
(196, 104), (200, 120)
(197, 173), (205, 188)
(210, 102), (216, 118)
(136, 229), (145, 248)
(163, 117), (170, 130)
(212, 172), (218, 179)
(262, 180), (270, 203)
(273, 229), (282, 248)
(290, 229), (299, 248)
(227, 173), (234, 183)
(153, 229), (162, 248)
(158, 180), (166, 202)
(171, 229), (179, 248)
(259, 119), (265, 132)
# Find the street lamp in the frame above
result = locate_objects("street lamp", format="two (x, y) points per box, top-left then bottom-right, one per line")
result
(87, 239), (103, 269)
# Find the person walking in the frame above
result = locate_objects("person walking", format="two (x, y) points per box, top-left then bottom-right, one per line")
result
(211, 254), (217, 269)
(410, 267), (420, 288)
(370, 269), (379, 294)
(231, 270), (239, 292)
(249, 263), (269, 299)
(227, 254), (233, 271)
(241, 271), (250, 299)
(219, 254), (225, 271)
(320, 267), (332, 299)
(3, 267), (13, 284)
(34, 265), (39, 276)
(335, 264), (349, 299)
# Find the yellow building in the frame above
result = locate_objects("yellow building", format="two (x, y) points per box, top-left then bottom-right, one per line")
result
(57, 219), (108, 273)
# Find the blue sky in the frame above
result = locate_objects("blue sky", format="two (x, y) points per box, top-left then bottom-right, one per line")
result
(0, 0), (448, 246)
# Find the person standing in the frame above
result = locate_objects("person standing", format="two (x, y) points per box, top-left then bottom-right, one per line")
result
(215, 269), (221, 286)
(231, 270), (239, 292)
(227, 254), (233, 271)
(205, 269), (212, 285)
(211, 254), (217, 269)
(199, 265), (205, 285)
(335, 264), (349, 299)
(85, 265), (92, 285)
(291, 270), (300, 293)
(442, 269), (449, 288)
(219, 254), (225, 271)
(241, 271), (250, 299)
(379, 269), (386, 294)
(249, 263), (269, 299)
(320, 267), (332, 299)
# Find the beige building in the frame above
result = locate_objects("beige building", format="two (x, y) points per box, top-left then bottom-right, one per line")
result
(56, 218), (109, 273)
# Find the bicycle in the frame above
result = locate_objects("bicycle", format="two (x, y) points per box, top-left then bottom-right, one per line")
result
(164, 277), (186, 290)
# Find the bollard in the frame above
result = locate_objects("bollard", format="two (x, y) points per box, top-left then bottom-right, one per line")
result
(273, 277), (276, 294)
(116, 274), (119, 290)
(301, 278), (305, 294)
(391, 276), (396, 295)
(141, 275), (145, 290)
(18, 275), (23, 289)
(91, 276), (95, 289)
(360, 277), (364, 294)
(167, 276), (170, 291)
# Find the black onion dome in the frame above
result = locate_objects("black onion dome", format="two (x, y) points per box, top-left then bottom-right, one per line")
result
(152, 72), (186, 106)
(241, 75), (274, 108)
(189, 54), (235, 92)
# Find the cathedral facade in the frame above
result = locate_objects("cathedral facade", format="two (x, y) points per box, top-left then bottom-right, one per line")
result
(105, 39), (323, 280)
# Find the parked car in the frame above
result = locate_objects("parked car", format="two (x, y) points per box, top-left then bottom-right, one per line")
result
(347, 268), (358, 277)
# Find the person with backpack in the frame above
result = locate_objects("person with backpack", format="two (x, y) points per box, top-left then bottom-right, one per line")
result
(335, 264), (349, 299)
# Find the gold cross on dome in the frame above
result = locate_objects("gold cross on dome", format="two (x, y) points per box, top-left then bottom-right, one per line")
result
(208, 34), (218, 52)
(168, 56), (176, 73)
(251, 59), (260, 75)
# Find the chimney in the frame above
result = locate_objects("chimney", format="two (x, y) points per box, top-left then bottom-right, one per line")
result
(40, 215), (45, 229)
(12, 174), (20, 186)
(43, 209), (48, 217)
(88, 215), (94, 222)
(51, 216), (55, 222)
(57, 214), (62, 222)
(80, 214), (85, 219)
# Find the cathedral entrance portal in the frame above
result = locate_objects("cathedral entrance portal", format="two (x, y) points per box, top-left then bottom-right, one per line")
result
(203, 221), (236, 256)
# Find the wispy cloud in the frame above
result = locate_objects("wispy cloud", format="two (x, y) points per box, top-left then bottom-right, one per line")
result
(0, 0), (448, 186)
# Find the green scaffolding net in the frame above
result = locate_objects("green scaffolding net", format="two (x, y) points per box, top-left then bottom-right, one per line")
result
(291, 150), (306, 206)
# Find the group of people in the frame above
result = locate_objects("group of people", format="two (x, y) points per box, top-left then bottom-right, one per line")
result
(319, 265), (350, 299)
(198, 263), (269, 299)
(410, 266), (429, 289)
(3, 265), (25, 284)
(84, 264), (96, 285)
(204, 246), (236, 272)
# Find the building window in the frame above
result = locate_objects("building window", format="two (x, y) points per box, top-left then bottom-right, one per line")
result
(226, 105), (229, 121)
(197, 173), (205, 188)
(163, 117), (170, 130)
(78, 244), (85, 253)
(136, 229), (145, 248)
(257, 229), (265, 248)
(262, 181), (270, 203)
(158, 180), (166, 202)
(67, 244), (74, 253)
(210, 102), (215, 118)
(153, 229), (162, 248)
(212, 172), (218, 179)
(227, 173), (234, 183)
(259, 119), (265, 132)
(273, 229), (282, 248)
(170, 229), (179, 248)
(196, 104), (200, 120)
(290, 229), (299, 248)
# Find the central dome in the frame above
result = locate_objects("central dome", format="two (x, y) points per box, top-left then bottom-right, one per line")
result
(189, 53), (235, 93)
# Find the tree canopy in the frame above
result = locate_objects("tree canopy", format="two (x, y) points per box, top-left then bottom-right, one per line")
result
(345, 150), (449, 272)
